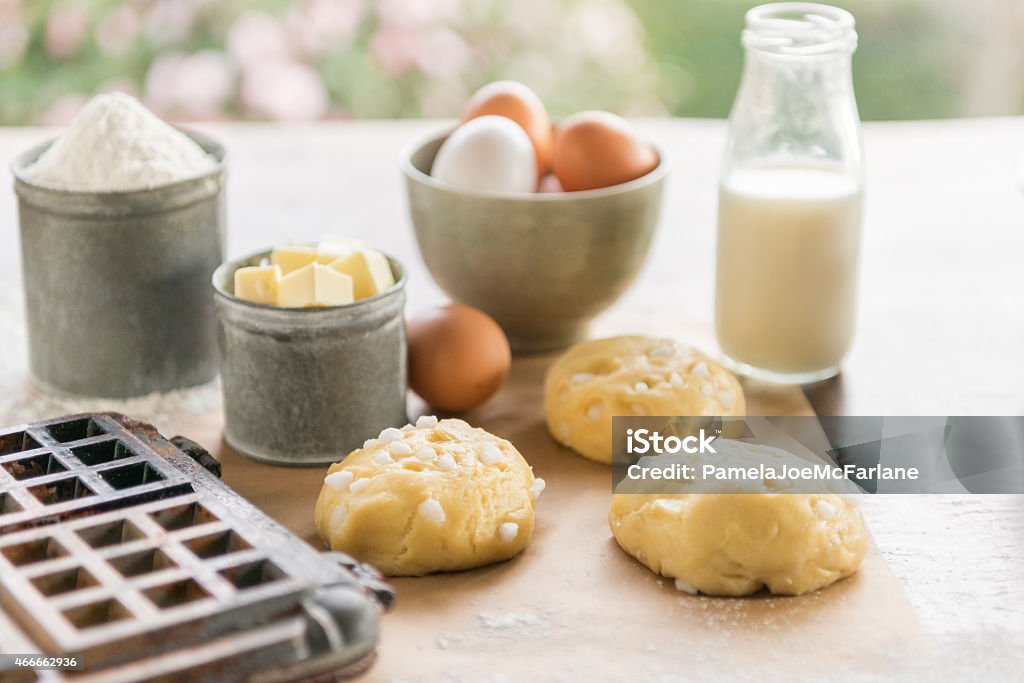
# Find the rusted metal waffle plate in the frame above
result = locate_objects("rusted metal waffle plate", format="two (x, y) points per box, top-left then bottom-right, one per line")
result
(0, 415), (193, 532)
(0, 413), (390, 683)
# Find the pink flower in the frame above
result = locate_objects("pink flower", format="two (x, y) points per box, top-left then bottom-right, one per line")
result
(241, 61), (328, 121)
(44, 3), (87, 60)
(145, 0), (198, 45)
(370, 24), (419, 76)
(377, 0), (461, 27)
(228, 12), (291, 67)
(569, 2), (645, 67)
(146, 50), (234, 120)
(415, 27), (471, 79)
(286, 0), (365, 56)
(95, 6), (141, 57)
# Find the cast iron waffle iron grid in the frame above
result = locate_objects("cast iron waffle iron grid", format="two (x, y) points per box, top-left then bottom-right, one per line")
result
(0, 413), (393, 683)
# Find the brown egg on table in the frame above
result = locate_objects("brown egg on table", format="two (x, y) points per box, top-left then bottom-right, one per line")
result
(553, 111), (659, 192)
(407, 304), (511, 413)
(463, 81), (552, 177)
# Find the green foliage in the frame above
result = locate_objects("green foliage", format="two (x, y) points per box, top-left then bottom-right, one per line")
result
(625, 0), (962, 120)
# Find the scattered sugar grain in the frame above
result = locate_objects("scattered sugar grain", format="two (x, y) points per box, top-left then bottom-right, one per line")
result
(437, 453), (457, 471)
(477, 611), (551, 640)
(349, 479), (370, 495)
(416, 415), (438, 428)
(691, 361), (709, 377)
(372, 451), (394, 465)
(530, 478), (546, 500)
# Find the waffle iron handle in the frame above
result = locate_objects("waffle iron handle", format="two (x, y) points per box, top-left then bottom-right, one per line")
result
(322, 551), (395, 611)
(170, 435), (222, 478)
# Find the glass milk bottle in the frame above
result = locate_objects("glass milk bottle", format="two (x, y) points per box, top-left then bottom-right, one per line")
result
(715, 3), (863, 383)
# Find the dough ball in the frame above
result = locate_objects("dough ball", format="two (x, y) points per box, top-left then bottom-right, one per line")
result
(544, 336), (745, 464)
(315, 417), (544, 576)
(609, 441), (868, 596)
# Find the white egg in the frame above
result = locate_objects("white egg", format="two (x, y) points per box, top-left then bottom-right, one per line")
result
(431, 116), (537, 194)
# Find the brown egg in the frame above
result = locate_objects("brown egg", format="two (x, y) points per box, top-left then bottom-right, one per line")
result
(463, 81), (552, 176)
(552, 111), (659, 191)
(407, 304), (511, 412)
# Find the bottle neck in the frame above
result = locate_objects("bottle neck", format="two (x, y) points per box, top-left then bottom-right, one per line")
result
(725, 10), (862, 179)
(738, 44), (857, 107)
(743, 2), (857, 56)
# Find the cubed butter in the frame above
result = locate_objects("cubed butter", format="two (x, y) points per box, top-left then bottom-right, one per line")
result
(271, 245), (317, 275)
(329, 249), (395, 300)
(234, 265), (281, 305)
(278, 263), (354, 307)
(318, 235), (366, 258)
(271, 245), (336, 274)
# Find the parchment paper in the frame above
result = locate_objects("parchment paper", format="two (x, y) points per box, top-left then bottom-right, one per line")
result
(183, 354), (936, 682)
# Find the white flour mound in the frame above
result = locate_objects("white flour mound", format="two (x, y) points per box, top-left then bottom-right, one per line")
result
(26, 92), (217, 191)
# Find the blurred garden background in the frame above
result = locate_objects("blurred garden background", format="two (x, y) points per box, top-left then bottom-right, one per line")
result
(1, 0), (1022, 126)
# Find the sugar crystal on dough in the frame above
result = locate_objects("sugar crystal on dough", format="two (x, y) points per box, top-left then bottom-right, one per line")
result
(389, 441), (413, 457)
(378, 427), (404, 444)
(498, 522), (519, 543)
(418, 498), (446, 524)
(480, 443), (503, 465)
(324, 470), (353, 491)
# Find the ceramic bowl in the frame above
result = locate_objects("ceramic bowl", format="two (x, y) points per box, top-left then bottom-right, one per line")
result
(401, 127), (667, 352)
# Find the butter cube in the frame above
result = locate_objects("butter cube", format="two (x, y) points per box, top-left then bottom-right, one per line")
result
(278, 263), (354, 308)
(318, 235), (366, 258)
(271, 245), (317, 275)
(234, 265), (281, 305)
(329, 249), (395, 300)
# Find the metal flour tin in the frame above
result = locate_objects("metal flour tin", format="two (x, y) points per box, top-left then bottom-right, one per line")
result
(213, 250), (408, 466)
(11, 132), (226, 398)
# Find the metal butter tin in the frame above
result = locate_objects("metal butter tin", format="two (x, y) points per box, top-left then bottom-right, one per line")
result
(212, 250), (408, 466)
(11, 132), (226, 399)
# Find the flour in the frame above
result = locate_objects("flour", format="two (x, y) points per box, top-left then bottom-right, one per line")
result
(477, 611), (551, 640)
(26, 92), (217, 191)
